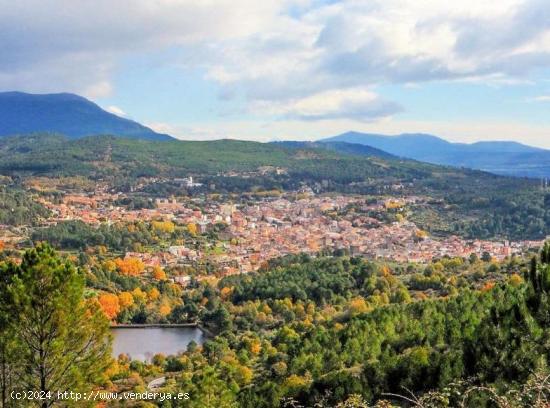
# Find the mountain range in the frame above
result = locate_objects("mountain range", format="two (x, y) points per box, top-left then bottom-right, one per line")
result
(1, 91), (549, 178)
(0, 92), (173, 141)
(321, 131), (550, 178)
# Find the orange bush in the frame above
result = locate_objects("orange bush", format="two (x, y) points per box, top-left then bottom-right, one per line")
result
(98, 293), (120, 320)
(249, 339), (261, 355)
(220, 286), (233, 300)
(153, 266), (167, 281)
(159, 304), (171, 316)
(481, 281), (496, 292)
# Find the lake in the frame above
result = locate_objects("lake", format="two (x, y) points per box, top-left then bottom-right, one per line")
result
(111, 327), (205, 361)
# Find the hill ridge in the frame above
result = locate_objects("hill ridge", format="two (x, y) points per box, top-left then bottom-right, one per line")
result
(321, 131), (550, 177)
(0, 91), (173, 141)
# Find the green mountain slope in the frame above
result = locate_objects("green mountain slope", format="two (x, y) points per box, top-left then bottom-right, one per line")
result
(0, 134), (432, 180)
(272, 140), (396, 159)
(0, 92), (173, 141)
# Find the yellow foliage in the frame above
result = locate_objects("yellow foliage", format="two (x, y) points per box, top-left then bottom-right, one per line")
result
(118, 292), (134, 308)
(294, 303), (306, 318)
(104, 360), (120, 378)
(333, 322), (344, 331)
(255, 312), (268, 324)
(381, 265), (392, 277)
(415, 229), (428, 239)
(148, 288), (160, 301)
(103, 260), (117, 273)
(509, 273), (523, 287)
(432, 262), (444, 273)
(159, 304), (171, 316)
(115, 257), (145, 276)
(152, 220), (175, 233)
(348, 297), (370, 315)
(284, 374), (309, 390)
(385, 199), (404, 209)
(235, 365), (254, 386)
(132, 288), (147, 303)
(169, 283), (183, 297)
(249, 339), (261, 355)
(259, 302), (272, 315)
(153, 266), (167, 281)
(187, 223), (198, 236)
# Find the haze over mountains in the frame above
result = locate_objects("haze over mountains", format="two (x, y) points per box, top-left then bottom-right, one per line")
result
(0, 92), (173, 141)
(321, 132), (550, 178)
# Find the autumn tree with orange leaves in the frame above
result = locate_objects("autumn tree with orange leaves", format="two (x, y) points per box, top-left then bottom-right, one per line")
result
(115, 257), (145, 276)
(98, 293), (120, 320)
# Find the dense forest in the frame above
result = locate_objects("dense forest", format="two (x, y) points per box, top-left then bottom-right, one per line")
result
(0, 187), (50, 226)
(92, 248), (550, 407)
(2, 238), (550, 406)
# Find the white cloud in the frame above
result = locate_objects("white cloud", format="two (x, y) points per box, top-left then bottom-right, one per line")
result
(249, 88), (402, 120)
(529, 95), (550, 102)
(105, 105), (127, 117)
(185, 0), (550, 121)
(146, 122), (181, 135)
(0, 0), (296, 94)
(1, 0), (550, 125)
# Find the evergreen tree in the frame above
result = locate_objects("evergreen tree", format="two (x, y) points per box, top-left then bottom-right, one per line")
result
(3, 244), (112, 407)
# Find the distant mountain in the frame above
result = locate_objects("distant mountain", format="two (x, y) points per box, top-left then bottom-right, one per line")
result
(0, 91), (173, 141)
(272, 140), (396, 159)
(321, 131), (550, 178)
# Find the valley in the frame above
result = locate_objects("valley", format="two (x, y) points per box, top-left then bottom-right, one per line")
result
(0, 99), (549, 408)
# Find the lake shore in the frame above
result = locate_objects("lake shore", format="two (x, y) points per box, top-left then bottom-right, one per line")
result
(110, 323), (199, 328)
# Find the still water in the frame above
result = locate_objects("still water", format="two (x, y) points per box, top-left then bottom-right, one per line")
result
(111, 327), (205, 361)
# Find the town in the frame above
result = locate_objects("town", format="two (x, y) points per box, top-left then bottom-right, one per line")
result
(1, 184), (537, 281)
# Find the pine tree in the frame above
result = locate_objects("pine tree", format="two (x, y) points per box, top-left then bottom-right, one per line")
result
(4, 243), (112, 407)
(0, 261), (18, 407)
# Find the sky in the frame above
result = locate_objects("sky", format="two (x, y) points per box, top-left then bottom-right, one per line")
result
(1, 0), (550, 147)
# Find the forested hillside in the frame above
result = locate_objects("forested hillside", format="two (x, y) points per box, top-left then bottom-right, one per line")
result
(82, 248), (550, 407)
